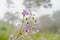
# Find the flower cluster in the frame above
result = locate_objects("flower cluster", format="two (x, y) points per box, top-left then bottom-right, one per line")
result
(9, 10), (40, 40)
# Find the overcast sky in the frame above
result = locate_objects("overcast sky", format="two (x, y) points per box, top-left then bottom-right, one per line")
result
(0, 0), (60, 19)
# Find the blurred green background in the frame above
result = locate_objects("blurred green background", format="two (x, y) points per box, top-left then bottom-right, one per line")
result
(0, 20), (13, 40)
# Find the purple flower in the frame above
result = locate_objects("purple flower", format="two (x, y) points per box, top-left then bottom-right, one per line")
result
(23, 25), (30, 32)
(22, 10), (29, 15)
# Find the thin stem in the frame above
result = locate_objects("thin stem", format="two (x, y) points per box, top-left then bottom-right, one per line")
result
(18, 15), (25, 34)
(21, 15), (24, 29)
(15, 15), (25, 39)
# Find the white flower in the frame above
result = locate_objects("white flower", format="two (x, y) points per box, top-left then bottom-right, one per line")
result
(8, 34), (14, 40)
(36, 29), (40, 32)
(24, 32), (28, 36)
(32, 31), (36, 34)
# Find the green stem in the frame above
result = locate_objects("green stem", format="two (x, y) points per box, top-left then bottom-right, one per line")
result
(19, 15), (25, 33)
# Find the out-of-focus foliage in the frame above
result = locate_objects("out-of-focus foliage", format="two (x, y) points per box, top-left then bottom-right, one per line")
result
(0, 20), (14, 40)
(53, 10), (60, 20)
(39, 15), (53, 33)
(38, 10), (60, 33)
(39, 14), (58, 33)
(4, 12), (19, 26)
(6, 0), (14, 8)
(23, 0), (52, 11)
(53, 10), (60, 33)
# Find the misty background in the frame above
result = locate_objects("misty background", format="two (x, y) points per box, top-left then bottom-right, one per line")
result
(0, 0), (60, 40)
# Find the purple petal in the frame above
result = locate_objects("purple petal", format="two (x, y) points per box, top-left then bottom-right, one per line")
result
(22, 10), (29, 15)
(23, 25), (30, 31)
